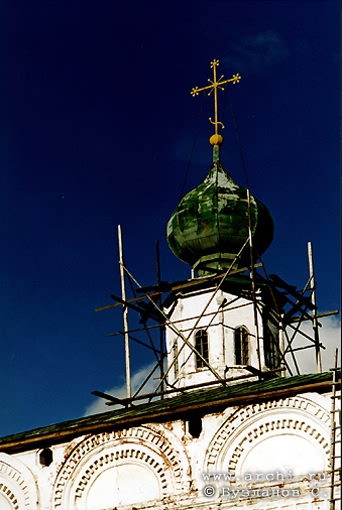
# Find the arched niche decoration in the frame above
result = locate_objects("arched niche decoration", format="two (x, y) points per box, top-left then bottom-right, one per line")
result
(53, 424), (191, 510)
(0, 453), (38, 510)
(204, 395), (331, 480)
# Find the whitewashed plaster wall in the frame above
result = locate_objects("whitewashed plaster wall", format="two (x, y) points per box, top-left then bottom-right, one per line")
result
(0, 390), (338, 510)
(165, 287), (270, 388)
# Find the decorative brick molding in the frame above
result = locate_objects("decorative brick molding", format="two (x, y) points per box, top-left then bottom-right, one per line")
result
(53, 424), (190, 509)
(0, 454), (37, 510)
(73, 446), (168, 500)
(205, 396), (331, 476)
(0, 481), (19, 510)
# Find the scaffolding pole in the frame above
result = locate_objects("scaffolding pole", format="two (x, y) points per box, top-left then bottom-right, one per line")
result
(307, 241), (322, 373)
(247, 189), (262, 374)
(329, 349), (341, 510)
(118, 224), (131, 401)
(156, 240), (165, 398)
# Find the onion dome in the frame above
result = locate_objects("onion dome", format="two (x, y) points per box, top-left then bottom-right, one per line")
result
(167, 58), (274, 274)
(166, 159), (274, 274)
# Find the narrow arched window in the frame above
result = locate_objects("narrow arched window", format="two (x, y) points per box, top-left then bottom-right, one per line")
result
(234, 326), (249, 365)
(195, 329), (209, 368)
(173, 339), (179, 378)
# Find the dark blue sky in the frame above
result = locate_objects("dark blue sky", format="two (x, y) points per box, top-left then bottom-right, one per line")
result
(0, 0), (339, 437)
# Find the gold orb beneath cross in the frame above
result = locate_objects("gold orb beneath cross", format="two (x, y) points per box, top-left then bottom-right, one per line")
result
(209, 134), (224, 146)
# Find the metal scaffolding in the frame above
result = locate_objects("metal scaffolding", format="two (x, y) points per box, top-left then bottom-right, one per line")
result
(329, 349), (341, 510)
(93, 226), (339, 408)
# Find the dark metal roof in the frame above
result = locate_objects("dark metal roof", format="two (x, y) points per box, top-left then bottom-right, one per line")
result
(0, 371), (339, 454)
(162, 271), (287, 310)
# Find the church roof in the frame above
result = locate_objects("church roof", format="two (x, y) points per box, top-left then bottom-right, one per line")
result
(0, 371), (338, 454)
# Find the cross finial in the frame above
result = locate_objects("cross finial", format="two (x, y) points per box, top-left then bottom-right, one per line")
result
(191, 59), (241, 146)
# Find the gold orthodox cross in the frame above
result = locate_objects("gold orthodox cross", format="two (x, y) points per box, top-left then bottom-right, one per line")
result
(191, 59), (241, 142)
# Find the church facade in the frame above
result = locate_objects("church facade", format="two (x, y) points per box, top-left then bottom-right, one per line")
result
(0, 373), (338, 509)
(0, 59), (340, 510)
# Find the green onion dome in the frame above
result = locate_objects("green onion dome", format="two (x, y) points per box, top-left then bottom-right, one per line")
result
(166, 161), (273, 274)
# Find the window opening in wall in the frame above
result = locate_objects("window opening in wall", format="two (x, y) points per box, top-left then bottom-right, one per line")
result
(264, 326), (279, 369)
(188, 415), (202, 438)
(173, 339), (179, 378)
(195, 329), (209, 369)
(39, 447), (53, 467)
(234, 326), (249, 365)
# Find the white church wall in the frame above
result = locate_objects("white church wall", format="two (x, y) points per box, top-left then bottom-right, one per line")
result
(1, 389), (338, 510)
